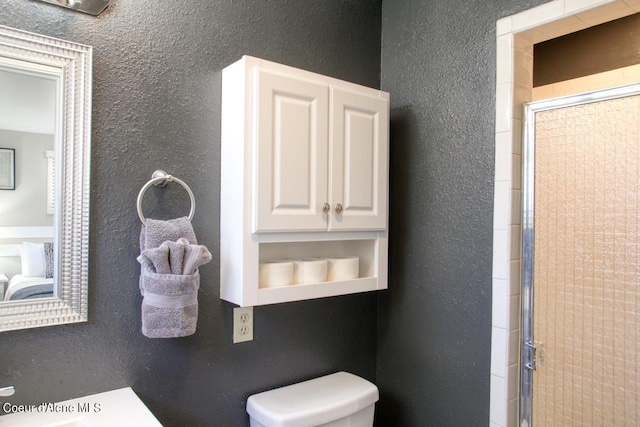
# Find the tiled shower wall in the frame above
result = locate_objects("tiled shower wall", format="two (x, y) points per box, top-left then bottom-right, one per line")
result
(492, 0), (640, 425)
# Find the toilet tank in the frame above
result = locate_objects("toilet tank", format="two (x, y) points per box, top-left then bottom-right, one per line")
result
(246, 371), (379, 427)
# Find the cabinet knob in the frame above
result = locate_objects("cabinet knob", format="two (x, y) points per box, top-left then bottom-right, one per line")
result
(322, 203), (330, 213)
(335, 203), (343, 214)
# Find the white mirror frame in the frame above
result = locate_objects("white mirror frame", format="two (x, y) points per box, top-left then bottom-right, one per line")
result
(36, 0), (111, 16)
(0, 25), (91, 332)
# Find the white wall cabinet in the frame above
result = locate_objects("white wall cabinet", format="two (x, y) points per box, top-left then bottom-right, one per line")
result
(221, 56), (389, 307)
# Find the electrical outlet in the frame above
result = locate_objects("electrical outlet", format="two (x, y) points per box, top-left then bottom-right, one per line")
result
(233, 306), (253, 343)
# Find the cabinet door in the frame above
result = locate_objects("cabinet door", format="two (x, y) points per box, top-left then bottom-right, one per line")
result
(330, 88), (388, 231)
(253, 70), (329, 233)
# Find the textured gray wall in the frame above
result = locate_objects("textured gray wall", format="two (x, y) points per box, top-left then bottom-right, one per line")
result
(376, 0), (547, 425)
(0, 1), (380, 425)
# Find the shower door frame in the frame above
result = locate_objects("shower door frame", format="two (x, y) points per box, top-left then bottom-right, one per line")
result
(520, 82), (640, 427)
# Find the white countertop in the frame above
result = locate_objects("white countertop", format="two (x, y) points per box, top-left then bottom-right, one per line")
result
(0, 387), (162, 427)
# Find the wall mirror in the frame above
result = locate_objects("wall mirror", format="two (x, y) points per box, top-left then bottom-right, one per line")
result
(36, 0), (111, 16)
(0, 25), (91, 332)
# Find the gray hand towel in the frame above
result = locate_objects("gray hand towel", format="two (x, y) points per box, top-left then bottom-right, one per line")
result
(138, 244), (171, 274)
(140, 269), (200, 338)
(138, 238), (212, 276)
(183, 242), (212, 275)
(138, 218), (210, 339)
(140, 217), (197, 252)
(164, 239), (187, 275)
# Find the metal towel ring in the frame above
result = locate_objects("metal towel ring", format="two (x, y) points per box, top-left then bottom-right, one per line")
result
(137, 170), (195, 225)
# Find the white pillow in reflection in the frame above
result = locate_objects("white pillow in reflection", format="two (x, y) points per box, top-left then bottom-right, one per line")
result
(18, 242), (46, 277)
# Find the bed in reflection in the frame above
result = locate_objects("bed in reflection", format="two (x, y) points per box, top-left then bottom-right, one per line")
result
(1, 241), (55, 301)
(4, 274), (53, 300)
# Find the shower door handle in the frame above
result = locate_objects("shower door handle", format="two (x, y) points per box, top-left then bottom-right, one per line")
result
(524, 341), (537, 371)
(524, 341), (545, 371)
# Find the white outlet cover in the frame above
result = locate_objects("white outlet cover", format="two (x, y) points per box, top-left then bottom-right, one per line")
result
(233, 306), (254, 343)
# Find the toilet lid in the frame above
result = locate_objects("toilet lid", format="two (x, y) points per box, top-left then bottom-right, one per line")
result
(246, 371), (379, 427)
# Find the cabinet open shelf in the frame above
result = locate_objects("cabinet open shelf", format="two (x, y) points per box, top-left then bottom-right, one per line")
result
(221, 232), (388, 307)
(259, 239), (376, 275)
(255, 238), (383, 305)
(257, 277), (379, 306)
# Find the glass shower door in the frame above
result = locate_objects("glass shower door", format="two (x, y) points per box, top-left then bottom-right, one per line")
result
(521, 84), (640, 427)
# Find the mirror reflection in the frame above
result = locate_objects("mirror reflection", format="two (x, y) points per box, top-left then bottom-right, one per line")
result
(0, 63), (60, 302)
(0, 24), (90, 332)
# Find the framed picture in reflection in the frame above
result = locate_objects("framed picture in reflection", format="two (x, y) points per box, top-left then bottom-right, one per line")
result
(0, 148), (15, 190)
